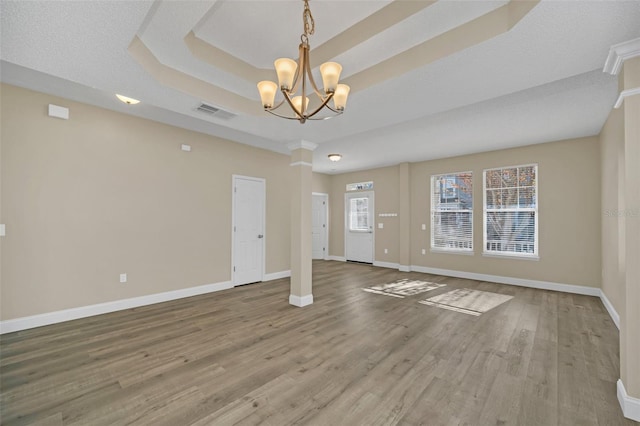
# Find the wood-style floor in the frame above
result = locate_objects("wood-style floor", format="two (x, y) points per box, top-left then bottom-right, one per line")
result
(0, 260), (634, 425)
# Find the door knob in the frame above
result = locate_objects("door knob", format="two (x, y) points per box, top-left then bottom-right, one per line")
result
(258, 234), (264, 238)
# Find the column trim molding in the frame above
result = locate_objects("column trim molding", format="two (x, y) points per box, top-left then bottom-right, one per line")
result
(287, 140), (318, 151)
(290, 161), (313, 167)
(603, 37), (640, 75)
(617, 379), (640, 422)
(614, 87), (640, 109)
(289, 294), (314, 307)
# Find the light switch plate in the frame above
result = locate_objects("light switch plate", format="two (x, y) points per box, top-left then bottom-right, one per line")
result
(120, 273), (127, 283)
(0, 224), (5, 236)
(378, 223), (383, 229)
(421, 224), (426, 230)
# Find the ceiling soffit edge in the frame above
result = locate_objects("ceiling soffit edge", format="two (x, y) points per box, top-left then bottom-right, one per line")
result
(342, 0), (540, 92)
(128, 36), (260, 116)
(130, 0), (539, 116)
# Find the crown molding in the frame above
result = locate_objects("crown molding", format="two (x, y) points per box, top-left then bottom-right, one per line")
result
(287, 140), (318, 152)
(614, 87), (640, 109)
(603, 37), (640, 75)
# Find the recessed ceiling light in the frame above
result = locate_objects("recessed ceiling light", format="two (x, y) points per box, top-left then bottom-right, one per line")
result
(328, 154), (342, 162)
(116, 94), (140, 105)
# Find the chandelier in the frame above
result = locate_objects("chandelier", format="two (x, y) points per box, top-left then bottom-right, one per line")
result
(257, 0), (350, 124)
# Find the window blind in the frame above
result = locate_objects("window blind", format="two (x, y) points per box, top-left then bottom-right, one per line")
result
(430, 172), (473, 251)
(483, 165), (538, 257)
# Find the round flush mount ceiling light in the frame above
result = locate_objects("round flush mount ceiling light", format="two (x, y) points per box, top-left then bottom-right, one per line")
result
(328, 154), (342, 162)
(116, 94), (140, 105)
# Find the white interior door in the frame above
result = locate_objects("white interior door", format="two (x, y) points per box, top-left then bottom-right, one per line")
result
(233, 176), (265, 286)
(312, 193), (328, 259)
(345, 191), (374, 263)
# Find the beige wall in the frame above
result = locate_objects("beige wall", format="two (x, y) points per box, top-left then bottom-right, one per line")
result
(329, 166), (400, 263)
(312, 172), (331, 194)
(0, 84), (291, 320)
(327, 137), (601, 288)
(600, 107), (625, 317)
(411, 137), (601, 287)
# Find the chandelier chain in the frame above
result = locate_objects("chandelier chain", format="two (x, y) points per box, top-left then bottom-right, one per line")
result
(302, 0), (315, 38)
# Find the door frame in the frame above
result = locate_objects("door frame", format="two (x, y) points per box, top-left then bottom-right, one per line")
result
(312, 192), (329, 260)
(231, 175), (266, 286)
(344, 191), (375, 263)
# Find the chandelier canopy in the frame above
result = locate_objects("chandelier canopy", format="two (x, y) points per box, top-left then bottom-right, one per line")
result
(257, 0), (350, 124)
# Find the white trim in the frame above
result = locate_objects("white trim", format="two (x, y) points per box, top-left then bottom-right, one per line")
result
(603, 37), (640, 75)
(599, 290), (621, 329)
(232, 175), (266, 286)
(328, 255), (346, 262)
(614, 87), (640, 109)
(263, 270), (291, 281)
(618, 379), (640, 422)
(373, 261), (399, 270)
(408, 265), (600, 296)
(398, 265), (411, 272)
(431, 248), (474, 256)
(290, 161), (313, 167)
(287, 140), (318, 151)
(289, 294), (314, 307)
(481, 252), (540, 261)
(0, 280), (233, 334)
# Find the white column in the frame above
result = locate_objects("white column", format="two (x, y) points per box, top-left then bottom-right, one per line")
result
(288, 140), (317, 307)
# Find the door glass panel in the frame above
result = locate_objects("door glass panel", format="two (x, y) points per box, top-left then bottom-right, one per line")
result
(349, 198), (369, 231)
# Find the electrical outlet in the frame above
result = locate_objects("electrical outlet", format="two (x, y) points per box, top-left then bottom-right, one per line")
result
(378, 223), (383, 229)
(384, 248), (388, 254)
(421, 224), (426, 231)
(422, 249), (426, 255)
(120, 273), (127, 283)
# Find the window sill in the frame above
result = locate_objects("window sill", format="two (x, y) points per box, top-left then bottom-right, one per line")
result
(482, 252), (539, 261)
(430, 248), (474, 256)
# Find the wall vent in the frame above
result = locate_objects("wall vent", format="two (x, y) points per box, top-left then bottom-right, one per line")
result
(196, 103), (235, 120)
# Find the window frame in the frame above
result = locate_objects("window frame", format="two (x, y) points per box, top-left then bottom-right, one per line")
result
(482, 164), (539, 260)
(348, 197), (371, 232)
(430, 171), (474, 254)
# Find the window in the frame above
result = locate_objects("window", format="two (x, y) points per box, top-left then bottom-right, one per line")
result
(430, 172), (473, 252)
(349, 197), (369, 231)
(346, 181), (373, 191)
(483, 164), (538, 257)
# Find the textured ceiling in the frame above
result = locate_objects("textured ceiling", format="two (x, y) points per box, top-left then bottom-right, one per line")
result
(1, 0), (639, 174)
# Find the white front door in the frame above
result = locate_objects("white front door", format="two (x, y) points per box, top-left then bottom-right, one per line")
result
(232, 176), (265, 286)
(312, 193), (328, 259)
(345, 191), (374, 263)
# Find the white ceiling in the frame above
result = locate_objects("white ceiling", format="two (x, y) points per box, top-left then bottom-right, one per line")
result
(1, 0), (639, 174)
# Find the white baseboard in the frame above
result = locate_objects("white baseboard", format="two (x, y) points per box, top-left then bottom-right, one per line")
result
(618, 379), (640, 422)
(328, 255), (346, 262)
(599, 290), (621, 329)
(399, 265), (411, 272)
(373, 261), (399, 270)
(0, 280), (233, 335)
(263, 270), (291, 281)
(289, 294), (314, 307)
(408, 265), (601, 297)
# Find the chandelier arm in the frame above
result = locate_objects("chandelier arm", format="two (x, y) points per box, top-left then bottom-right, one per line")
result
(303, 44), (325, 98)
(304, 91), (335, 120)
(266, 98), (287, 111)
(287, 42), (307, 96)
(265, 109), (304, 121)
(323, 104), (342, 114)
